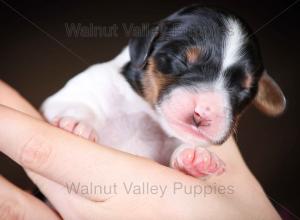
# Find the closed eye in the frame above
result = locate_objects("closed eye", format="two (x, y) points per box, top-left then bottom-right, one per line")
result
(168, 53), (188, 68)
(155, 52), (188, 75)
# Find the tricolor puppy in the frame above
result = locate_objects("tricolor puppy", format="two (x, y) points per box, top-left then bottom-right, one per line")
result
(42, 5), (286, 178)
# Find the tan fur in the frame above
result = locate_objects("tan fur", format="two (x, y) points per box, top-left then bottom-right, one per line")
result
(142, 58), (175, 105)
(254, 72), (286, 116)
(186, 47), (201, 63)
(243, 73), (253, 89)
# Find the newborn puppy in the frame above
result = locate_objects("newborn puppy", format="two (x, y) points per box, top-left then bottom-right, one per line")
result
(41, 5), (286, 178)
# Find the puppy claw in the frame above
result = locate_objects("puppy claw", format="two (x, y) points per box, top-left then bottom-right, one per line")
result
(52, 117), (98, 143)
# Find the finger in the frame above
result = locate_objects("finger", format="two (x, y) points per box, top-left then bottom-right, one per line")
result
(26, 172), (96, 220)
(0, 105), (151, 201)
(0, 82), (112, 202)
(0, 176), (60, 220)
(0, 82), (191, 203)
(0, 80), (42, 120)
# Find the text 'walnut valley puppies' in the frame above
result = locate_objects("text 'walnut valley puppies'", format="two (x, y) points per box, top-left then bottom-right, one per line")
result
(41, 5), (286, 178)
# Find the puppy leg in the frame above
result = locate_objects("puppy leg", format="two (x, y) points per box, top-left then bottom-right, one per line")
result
(42, 101), (102, 143)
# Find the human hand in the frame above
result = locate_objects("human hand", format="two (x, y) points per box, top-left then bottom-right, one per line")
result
(0, 80), (280, 219)
(1, 105), (220, 219)
(0, 176), (59, 220)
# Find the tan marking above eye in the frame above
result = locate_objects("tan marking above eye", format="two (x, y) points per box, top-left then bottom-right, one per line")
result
(142, 58), (175, 105)
(242, 73), (253, 89)
(186, 47), (201, 64)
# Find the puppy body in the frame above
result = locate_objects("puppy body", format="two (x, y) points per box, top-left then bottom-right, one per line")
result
(42, 6), (285, 177)
(42, 48), (179, 165)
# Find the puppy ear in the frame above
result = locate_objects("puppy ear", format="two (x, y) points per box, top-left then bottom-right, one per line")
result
(129, 25), (159, 69)
(254, 71), (286, 116)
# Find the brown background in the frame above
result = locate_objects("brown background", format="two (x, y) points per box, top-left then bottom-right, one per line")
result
(1, 0), (299, 218)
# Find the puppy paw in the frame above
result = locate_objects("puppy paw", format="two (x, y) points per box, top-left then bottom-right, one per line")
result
(171, 146), (225, 178)
(51, 116), (98, 142)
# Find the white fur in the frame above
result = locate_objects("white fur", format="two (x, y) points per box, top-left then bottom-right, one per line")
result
(42, 44), (233, 166)
(213, 77), (232, 142)
(212, 18), (244, 141)
(156, 81), (232, 145)
(41, 47), (178, 165)
(221, 18), (245, 72)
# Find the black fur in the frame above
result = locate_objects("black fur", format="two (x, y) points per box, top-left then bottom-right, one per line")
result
(122, 5), (264, 117)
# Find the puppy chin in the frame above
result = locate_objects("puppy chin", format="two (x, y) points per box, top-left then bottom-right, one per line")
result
(178, 133), (210, 147)
(157, 113), (233, 147)
(169, 126), (229, 147)
(156, 113), (210, 147)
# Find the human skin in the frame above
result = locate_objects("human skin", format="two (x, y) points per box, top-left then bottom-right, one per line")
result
(0, 80), (280, 219)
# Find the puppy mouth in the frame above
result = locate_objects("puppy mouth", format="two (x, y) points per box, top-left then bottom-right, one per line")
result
(166, 117), (233, 145)
(170, 120), (213, 143)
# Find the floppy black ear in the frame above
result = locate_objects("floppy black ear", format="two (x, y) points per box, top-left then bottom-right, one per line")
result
(254, 71), (286, 116)
(129, 25), (159, 69)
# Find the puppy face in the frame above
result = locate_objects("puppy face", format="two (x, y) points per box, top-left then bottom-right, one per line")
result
(125, 5), (286, 146)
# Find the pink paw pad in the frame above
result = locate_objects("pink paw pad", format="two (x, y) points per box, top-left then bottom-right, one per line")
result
(52, 117), (98, 142)
(173, 147), (225, 178)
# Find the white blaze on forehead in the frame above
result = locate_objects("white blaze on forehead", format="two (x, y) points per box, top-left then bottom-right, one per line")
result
(221, 18), (246, 72)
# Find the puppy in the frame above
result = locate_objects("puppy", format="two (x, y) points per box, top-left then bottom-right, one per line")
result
(41, 5), (286, 178)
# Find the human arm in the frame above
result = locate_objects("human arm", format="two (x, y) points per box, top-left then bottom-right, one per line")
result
(0, 80), (280, 219)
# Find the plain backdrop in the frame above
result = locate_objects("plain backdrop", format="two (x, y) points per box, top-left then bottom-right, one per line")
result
(1, 0), (299, 218)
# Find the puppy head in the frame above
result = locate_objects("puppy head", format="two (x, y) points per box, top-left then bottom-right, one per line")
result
(128, 5), (286, 146)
